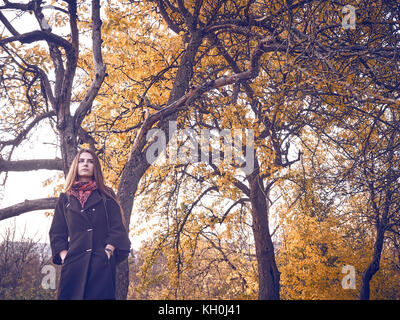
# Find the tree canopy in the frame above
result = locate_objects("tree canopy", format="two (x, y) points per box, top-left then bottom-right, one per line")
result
(1, 0), (399, 300)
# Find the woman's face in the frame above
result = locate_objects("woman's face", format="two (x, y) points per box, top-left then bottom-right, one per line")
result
(77, 152), (94, 181)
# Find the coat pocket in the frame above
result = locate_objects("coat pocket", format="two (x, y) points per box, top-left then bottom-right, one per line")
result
(63, 251), (83, 267)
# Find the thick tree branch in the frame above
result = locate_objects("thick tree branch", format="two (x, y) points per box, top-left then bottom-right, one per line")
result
(0, 197), (58, 221)
(176, 0), (195, 32)
(156, 0), (182, 34)
(74, 0), (106, 130)
(59, 0), (78, 104)
(0, 1), (35, 11)
(0, 30), (73, 54)
(0, 11), (20, 36)
(130, 37), (275, 155)
(0, 158), (63, 173)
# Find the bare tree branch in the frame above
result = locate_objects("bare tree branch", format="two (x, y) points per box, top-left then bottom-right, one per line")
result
(74, 0), (106, 130)
(0, 30), (74, 54)
(0, 11), (20, 36)
(0, 111), (55, 150)
(0, 197), (58, 221)
(0, 158), (63, 172)
(0, 1), (35, 11)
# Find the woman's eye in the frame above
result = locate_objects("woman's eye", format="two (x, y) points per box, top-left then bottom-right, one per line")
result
(79, 159), (93, 163)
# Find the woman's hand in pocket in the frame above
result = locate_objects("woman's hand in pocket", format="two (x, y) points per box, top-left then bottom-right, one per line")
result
(105, 245), (114, 260)
(59, 250), (68, 264)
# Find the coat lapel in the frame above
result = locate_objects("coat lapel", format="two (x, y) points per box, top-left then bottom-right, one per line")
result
(66, 190), (103, 214)
(66, 194), (82, 214)
(84, 190), (103, 210)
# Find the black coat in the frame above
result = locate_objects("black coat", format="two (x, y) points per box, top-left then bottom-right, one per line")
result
(49, 190), (131, 300)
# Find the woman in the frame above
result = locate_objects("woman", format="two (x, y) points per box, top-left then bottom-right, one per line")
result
(49, 148), (131, 300)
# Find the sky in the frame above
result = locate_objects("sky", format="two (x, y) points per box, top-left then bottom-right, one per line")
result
(0, 118), (62, 245)
(1, 170), (56, 244)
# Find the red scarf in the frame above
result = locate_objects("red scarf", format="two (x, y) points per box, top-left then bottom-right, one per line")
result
(69, 180), (98, 208)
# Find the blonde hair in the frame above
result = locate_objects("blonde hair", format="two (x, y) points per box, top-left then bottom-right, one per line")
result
(64, 149), (126, 223)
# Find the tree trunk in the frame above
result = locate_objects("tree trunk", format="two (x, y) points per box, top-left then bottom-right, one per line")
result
(360, 225), (385, 300)
(248, 171), (280, 300)
(115, 259), (130, 300)
(360, 172), (393, 300)
(115, 32), (203, 299)
(58, 112), (79, 175)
